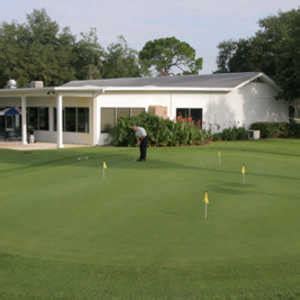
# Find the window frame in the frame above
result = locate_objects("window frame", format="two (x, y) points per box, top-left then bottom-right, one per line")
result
(101, 107), (146, 133)
(53, 107), (90, 133)
(176, 108), (203, 128)
(27, 107), (49, 131)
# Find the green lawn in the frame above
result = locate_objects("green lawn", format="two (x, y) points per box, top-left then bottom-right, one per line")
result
(0, 140), (300, 299)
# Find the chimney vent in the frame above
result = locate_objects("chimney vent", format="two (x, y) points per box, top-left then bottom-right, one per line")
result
(6, 79), (17, 89)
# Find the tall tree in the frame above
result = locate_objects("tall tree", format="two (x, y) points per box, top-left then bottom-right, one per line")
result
(0, 9), (107, 87)
(216, 8), (300, 101)
(139, 37), (203, 76)
(102, 36), (141, 78)
(72, 28), (103, 80)
(0, 9), (76, 87)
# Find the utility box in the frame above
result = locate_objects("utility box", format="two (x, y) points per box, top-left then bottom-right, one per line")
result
(29, 81), (44, 89)
(148, 105), (168, 119)
(248, 130), (260, 140)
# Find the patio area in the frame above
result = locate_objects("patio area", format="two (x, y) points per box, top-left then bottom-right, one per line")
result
(0, 141), (88, 151)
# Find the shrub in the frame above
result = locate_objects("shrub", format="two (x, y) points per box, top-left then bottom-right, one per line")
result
(212, 127), (248, 141)
(250, 122), (289, 138)
(110, 112), (211, 146)
(288, 120), (300, 138)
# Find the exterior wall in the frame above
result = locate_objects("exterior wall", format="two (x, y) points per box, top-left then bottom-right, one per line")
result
(97, 83), (289, 144)
(99, 92), (171, 112)
(231, 82), (289, 127)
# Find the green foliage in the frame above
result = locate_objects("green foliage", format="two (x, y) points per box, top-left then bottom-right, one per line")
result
(213, 127), (248, 141)
(0, 10), (140, 87)
(216, 8), (300, 101)
(72, 28), (103, 80)
(111, 112), (211, 146)
(250, 122), (290, 138)
(102, 36), (141, 78)
(288, 120), (300, 138)
(139, 36), (203, 76)
(0, 9), (77, 87)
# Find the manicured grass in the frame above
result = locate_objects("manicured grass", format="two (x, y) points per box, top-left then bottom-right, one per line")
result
(0, 139), (299, 299)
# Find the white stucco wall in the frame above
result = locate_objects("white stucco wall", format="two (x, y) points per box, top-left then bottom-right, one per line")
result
(232, 82), (288, 127)
(97, 82), (288, 141)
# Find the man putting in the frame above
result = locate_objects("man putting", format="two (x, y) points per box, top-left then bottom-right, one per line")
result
(132, 125), (148, 161)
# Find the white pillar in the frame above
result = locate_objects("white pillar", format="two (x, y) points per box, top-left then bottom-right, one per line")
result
(56, 94), (64, 148)
(92, 96), (100, 145)
(21, 96), (27, 145)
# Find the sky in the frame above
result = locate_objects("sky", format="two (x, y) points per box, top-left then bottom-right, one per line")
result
(0, 0), (299, 74)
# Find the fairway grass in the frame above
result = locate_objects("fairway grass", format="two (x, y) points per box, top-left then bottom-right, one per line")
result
(0, 139), (299, 299)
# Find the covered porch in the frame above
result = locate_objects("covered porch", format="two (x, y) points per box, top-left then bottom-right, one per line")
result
(0, 86), (102, 148)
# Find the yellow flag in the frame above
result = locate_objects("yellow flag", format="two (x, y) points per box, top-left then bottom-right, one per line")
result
(203, 191), (209, 204)
(103, 161), (108, 169)
(218, 151), (222, 158)
(241, 164), (246, 175)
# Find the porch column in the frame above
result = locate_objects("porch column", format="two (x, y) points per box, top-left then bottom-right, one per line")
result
(56, 94), (64, 148)
(21, 96), (27, 145)
(92, 96), (100, 145)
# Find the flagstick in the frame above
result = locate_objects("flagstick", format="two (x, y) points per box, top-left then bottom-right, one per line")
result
(242, 174), (245, 185)
(204, 203), (208, 220)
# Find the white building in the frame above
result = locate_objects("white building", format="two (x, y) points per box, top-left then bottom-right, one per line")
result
(0, 72), (289, 148)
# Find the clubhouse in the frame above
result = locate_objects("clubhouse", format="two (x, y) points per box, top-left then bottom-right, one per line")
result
(0, 72), (289, 148)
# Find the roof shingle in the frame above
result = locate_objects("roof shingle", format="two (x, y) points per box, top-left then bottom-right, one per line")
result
(63, 72), (260, 89)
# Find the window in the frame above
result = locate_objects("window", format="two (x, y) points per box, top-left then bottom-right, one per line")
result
(6, 116), (14, 129)
(77, 108), (89, 133)
(101, 108), (116, 133)
(176, 108), (203, 128)
(101, 107), (145, 133)
(38, 108), (49, 130)
(27, 107), (38, 129)
(65, 107), (76, 132)
(27, 107), (49, 130)
(117, 108), (130, 120)
(53, 107), (89, 133)
(131, 108), (145, 117)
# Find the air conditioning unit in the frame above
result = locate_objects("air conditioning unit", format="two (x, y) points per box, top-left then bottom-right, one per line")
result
(30, 81), (44, 88)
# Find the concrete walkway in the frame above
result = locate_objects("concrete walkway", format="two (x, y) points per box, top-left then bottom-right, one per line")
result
(0, 142), (88, 151)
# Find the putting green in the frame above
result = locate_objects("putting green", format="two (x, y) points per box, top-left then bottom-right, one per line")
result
(0, 139), (299, 299)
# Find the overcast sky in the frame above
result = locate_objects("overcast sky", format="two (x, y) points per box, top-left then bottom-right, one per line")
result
(0, 0), (299, 73)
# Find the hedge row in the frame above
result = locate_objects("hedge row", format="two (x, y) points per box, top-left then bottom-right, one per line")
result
(250, 122), (290, 138)
(110, 112), (211, 146)
(213, 127), (249, 141)
(111, 114), (300, 146)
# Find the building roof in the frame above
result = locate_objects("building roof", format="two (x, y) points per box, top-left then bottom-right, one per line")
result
(0, 72), (279, 97)
(63, 72), (262, 89)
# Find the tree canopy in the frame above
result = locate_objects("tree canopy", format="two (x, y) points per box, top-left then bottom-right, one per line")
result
(216, 8), (300, 101)
(0, 9), (77, 87)
(139, 37), (203, 76)
(102, 36), (141, 78)
(0, 10), (141, 87)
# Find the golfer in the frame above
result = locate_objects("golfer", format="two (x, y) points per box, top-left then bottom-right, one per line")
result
(132, 126), (148, 161)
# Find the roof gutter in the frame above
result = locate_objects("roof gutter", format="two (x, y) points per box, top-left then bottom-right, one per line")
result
(101, 86), (232, 93)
